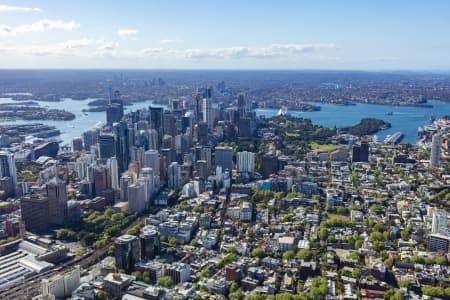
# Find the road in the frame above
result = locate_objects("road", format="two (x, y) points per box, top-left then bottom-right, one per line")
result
(0, 216), (145, 300)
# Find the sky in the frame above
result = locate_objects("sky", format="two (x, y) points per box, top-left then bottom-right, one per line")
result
(0, 0), (450, 70)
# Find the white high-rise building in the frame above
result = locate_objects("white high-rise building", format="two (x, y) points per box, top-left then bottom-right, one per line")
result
(143, 149), (160, 176)
(128, 181), (147, 213)
(148, 129), (159, 150)
(432, 208), (448, 235)
(76, 154), (95, 180)
(237, 151), (255, 175)
(41, 265), (80, 299)
(431, 133), (441, 167)
(168, 162), (181, 190)
(107, 157), (119, 190)
(0, 151), (16, 185)
(202, 98), (213, 129)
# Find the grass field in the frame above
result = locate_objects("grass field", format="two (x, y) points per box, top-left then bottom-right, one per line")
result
(310, 142), (343, 152)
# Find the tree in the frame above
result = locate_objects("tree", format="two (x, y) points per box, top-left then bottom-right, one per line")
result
(310, 277), (328, 300)
(384, 258), (394, 268)
(131, 271), (142, 281)
(296, 249), (312, 261)
(435, 256), (447, 265)
(229, 289), (244, 300)
(157, 276), (174, 288)
(227, 246), (238, 254)
(142, 272), (151, 283)
(319, 228), (328, 240)
(230, 282), (239, 293)
(251, 247), (266, 258)
(282, 250), (295, 260)
(351, 268), (361, 279)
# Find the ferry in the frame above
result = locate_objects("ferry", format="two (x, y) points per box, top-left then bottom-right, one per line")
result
(384, 132), (404, 144)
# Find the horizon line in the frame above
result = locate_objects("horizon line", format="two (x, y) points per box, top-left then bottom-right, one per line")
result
(0, 68), (450, 74)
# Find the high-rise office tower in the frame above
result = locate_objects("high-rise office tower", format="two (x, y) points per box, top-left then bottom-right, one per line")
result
(163, 111), (176, 137)
(431, 208), (448, 235)
(215, 146), (233, 172)
(237, 94), (246, 118)
(0, 151), (16, 186)
(92, 165), (109, 196)
(168, 162), (181, 190)
(360, 141), (369, 162)
(120, 172), (133, 202)
(106, 90), (124, 126)
(107, 157), (119, 190)
(114, 121), (130, 174)
(261, 154), (279, 178)
(20, 195), (49, 233)
(82, 129), (99, 152)
(148, 129), (159, 150)
(202, 98), (213, 129)
(127, 181), (147, 213)
(72, 137), (83, 152)
(143, 150), (160, 177)
(114, 235), (140, 273)
(99, 134), (116, 160)
(431, 133), (442, 167)
(149, 106), (164, 143)
(196, 122), (208, 146)
(352, 142), (369, 163)
(46, 176), (68, 226)
(195, 146), (211, 175)
(237, 151), (255, 176)
(140, 226), (160, 260)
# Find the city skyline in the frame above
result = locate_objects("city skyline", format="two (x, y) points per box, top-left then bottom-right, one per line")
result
(1, 0), (450, 70)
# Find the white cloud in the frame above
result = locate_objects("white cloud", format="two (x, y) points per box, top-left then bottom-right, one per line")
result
(140, 43), (337, 60)
(0, 19), (80, 36)
(1, 39), (101, 56)
(159, 39), (177, 45)
(98, 42), (119, 51)
(0, 5), (42, 12)
(118, 29), (138, 39)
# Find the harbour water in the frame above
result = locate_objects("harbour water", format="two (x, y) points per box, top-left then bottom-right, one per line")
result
(0, 98), (448, 145)
(256, 100), (450, 143)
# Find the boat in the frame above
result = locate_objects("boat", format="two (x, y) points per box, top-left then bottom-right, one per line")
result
(385, 111), (393, 116)
(384, 132), (404, 144)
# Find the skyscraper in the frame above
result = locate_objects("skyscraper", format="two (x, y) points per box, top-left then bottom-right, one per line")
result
(20, 195), (49, 233)
(82, 129), (99, 151)
(143, 150), (160, 177)
(140, 226), (160, 260)
(114, 121), (130, 174)
(261, 154), (278, 178)
(114, 235), (140, 273)
(107, 157), (119, 190)
(237, 151), (255, 176)
(127, 181), (147, 213)
(168, 162), (181, 190)
(202, 98), (213, 129)
(149, 106), (164, 143)
(431, 208), (448, 235)
(99, 134), (116, 160)
(46, 176), (68, 226)
(215, 146), (233, 172)
(106, 90), (124, 126)
(431, 133), (441, 167)
(0, 151), (16, 186)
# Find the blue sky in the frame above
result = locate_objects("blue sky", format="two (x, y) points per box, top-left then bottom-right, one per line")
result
(0, 0), (449, 69)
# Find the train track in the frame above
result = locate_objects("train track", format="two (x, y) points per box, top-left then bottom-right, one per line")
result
(0, 216), (145, 299)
